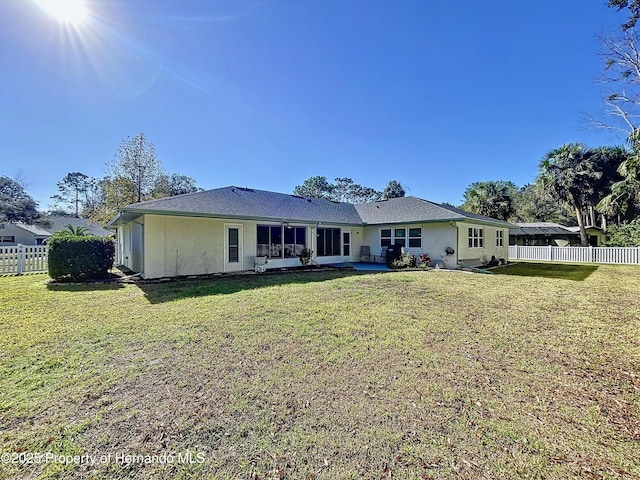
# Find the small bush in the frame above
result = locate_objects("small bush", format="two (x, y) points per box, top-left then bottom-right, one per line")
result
(418, 253), (431, 267)
(48, 236), (115, 281)
(391, 253), (417, 269)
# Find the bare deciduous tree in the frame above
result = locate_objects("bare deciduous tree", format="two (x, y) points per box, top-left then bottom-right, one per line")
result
(108, 133), (162, 203)
(592, 32), (640, 135)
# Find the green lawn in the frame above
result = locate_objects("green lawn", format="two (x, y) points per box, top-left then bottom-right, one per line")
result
(1, 264), (639, 479)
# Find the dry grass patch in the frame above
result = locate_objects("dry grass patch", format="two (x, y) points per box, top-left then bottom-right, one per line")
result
(0, 264), (639, 479)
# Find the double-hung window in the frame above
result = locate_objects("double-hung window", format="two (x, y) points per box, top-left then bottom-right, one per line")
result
(468, 227), (484, 248)
(496, 230), (504, 247)
(408, 228), (422, 248)
(380, 229), (392, 247)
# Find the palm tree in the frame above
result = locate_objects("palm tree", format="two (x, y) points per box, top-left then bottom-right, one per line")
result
(58, 224), (89, 236)
(597, 134), (639, 223)
(538, 144), (602, 246)
(461, 180), (517, 221)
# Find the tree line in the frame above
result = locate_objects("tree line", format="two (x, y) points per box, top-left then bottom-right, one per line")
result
(61, 133), (201, 224)
(458, 144), (638, 246)
(292, 176), (406, 203)
(0, 133), (200, 228)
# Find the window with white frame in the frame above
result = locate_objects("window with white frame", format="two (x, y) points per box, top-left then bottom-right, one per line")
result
(380, 229), (392, 247)
(468, 227), (484, 248)
(394, 228), (406, 247)
(496, 230), (504, 247)
(0, 235), (14, 243)
(409, 227), (422, 248)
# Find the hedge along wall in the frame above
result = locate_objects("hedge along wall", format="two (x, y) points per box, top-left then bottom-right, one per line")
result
(48, 236), (115, 281)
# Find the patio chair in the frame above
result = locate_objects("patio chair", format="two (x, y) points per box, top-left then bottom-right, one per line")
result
(375, 246), (388, 263)
(360, 246), (371, 262)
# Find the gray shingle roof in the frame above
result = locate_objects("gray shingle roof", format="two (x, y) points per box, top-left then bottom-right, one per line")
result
(354, 197), (465, 224)
(110, 187), (511, 227)
(13, 223), (51, 237)
(116, 187), (362, 225)
(434, 203), (513, 227)
(47, 216), (112, 236)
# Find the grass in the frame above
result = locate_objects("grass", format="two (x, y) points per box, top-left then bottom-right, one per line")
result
(0, 263), (639, 479)
(493, 262), (599, 281)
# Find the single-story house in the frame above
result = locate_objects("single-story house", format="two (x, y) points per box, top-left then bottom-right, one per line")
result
(564, 226), (606, 247)
(0, 222), (51, 246)
(0, 217), (112, 247)
(509, 222), (605, 247)
(107, 186), (511, 279)
(47, 216), (113, 237)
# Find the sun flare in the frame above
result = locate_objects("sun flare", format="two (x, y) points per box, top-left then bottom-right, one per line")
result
(35, 0), (89, 25)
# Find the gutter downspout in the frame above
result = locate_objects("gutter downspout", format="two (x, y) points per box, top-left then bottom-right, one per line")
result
(452, 221), (459, 268)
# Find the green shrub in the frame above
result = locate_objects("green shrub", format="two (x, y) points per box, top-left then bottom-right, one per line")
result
(606, 219), (640, 247)
(418, 253), (431, 268)
(391, 253), (417, 269)
(48, 236), (115, 281)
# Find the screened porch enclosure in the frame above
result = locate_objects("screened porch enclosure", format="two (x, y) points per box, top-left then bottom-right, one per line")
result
(257, 225), (306, 258)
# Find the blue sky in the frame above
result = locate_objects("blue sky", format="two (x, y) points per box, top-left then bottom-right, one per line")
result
(0, 0), (630, 211)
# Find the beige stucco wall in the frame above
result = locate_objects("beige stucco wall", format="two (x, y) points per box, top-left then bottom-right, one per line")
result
(361, 223), (458, 266)
(135, 215), (361, 278)
(143, 215), (227, 278)
(456, 221), (509, 263)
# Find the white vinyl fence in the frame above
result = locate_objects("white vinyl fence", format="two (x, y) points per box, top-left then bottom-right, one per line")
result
(509, 245), (640, 265)
(0, 245), (48, 274)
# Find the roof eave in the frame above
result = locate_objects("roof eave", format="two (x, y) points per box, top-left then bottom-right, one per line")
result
(114, 208), (362, 227)
(109, 207), (510, 229)
(363, 218), (462, 226)
(455, 218), (513, 228)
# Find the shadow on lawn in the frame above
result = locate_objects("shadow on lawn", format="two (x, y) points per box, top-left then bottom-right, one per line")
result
(136, 269), (373, 304)
(492, 262), (598, 281)
(46, 281), (126, 292)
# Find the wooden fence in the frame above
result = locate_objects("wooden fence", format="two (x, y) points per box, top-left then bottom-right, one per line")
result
(0, 245), (48, 274)
(509, 245), (640, 265)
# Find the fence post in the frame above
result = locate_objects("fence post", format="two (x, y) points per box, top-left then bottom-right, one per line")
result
(17, 244), (24, 275)
(548, 245), (552, 261)
(589, 245), (594, 263)
(515, 244), (519, 260)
